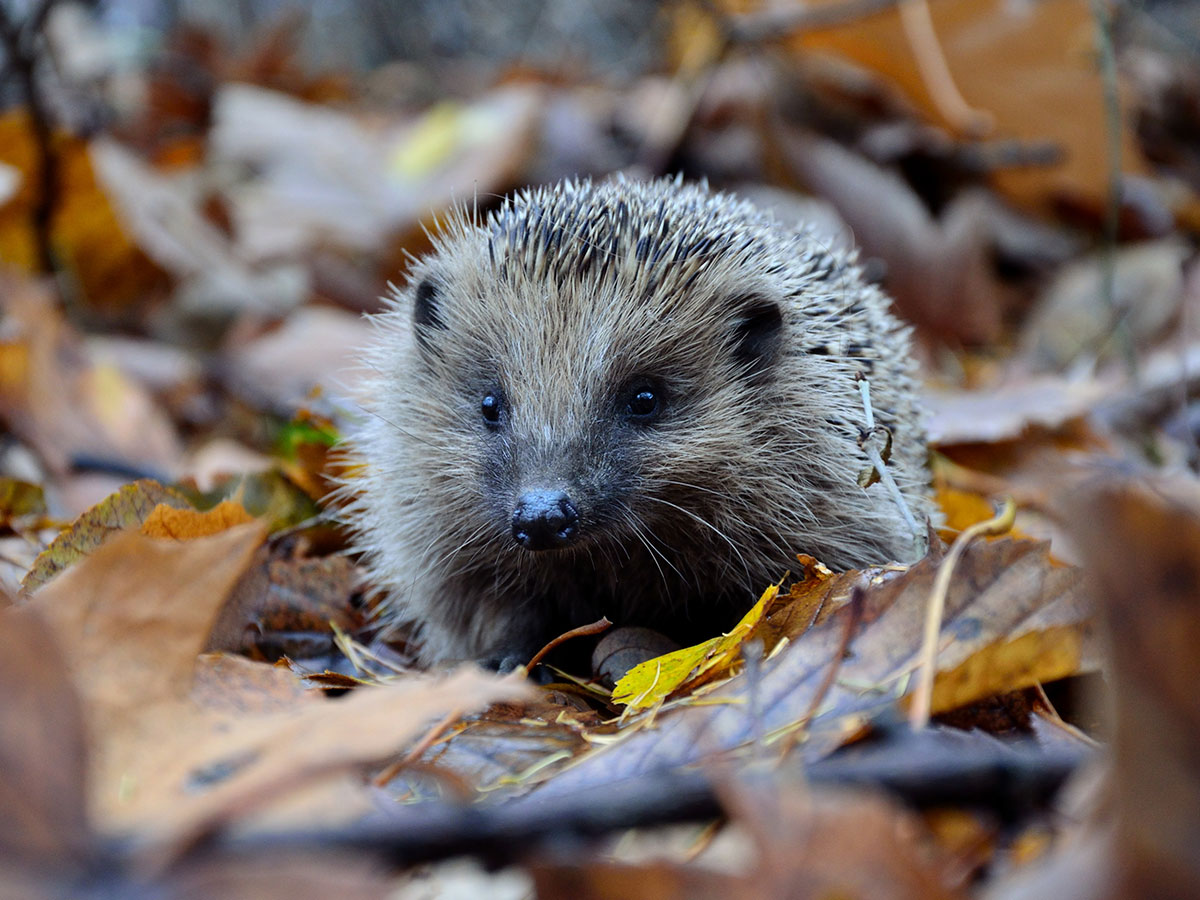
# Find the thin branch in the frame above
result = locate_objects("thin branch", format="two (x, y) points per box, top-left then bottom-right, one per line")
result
(909, 499), (1016, 730)
(1089, 0), (1138, 382)
(897, 0), (993, 137)
(527, 616), (612, 670)
(198, 738), (1089, 868)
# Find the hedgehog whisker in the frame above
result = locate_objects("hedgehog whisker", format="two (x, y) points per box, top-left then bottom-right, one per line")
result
(412, 521), (496, 590)
(656, 478), (792, 559)
(356, 402), (442, 452)
(640, 494), (753, 588)
(617, 502), (683, 593)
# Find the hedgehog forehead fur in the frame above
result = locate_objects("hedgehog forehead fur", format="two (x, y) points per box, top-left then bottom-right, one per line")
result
(403, 178), (855, 431)
(346, 175), (933, 666)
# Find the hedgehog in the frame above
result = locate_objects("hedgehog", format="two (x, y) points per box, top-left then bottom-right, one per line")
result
(344, 175), (933, 667)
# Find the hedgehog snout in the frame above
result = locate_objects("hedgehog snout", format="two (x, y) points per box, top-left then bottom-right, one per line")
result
(511, 489), (580, 551)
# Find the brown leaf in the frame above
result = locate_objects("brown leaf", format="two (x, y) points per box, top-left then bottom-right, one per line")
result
(192, 653), (318, 715)
(0, 596), (397, 900)
(180, 469), (321, 534)
(1067, 476), (1200, 899)
(774, 132), (1007, 343)
(207, 547), (363, 659)
(221, 306), (372, 411)
(24, 517), (531, 849)
(0, 277), (181, 476)
(925, 377), (1114, 447)
(531, 539), (1096, 800)
(531, 859), (742, 900)
(29, 524), (265, 711)
(0, 113), (165, 311)
(731, 783), (963, 900)
(21, 479), (190, 592)
(88, 138), (309, 320)
(27, 525), (264, 822)
(1019, 239), (1188, 371)
(140, 499), (257, 540)
(782, 0), (1148, 214)
(141, 667), (533, 851)
(0, 607), (90, 867)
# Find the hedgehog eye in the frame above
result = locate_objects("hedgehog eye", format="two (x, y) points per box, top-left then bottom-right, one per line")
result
(622, 380), (663, 425)
(481, 391), (504, 429)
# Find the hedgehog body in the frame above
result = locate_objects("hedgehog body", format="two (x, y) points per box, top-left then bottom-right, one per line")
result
(345, 176), (933, 665)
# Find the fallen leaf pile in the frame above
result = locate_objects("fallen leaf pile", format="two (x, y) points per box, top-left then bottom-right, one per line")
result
(1, 0), (1198, 896)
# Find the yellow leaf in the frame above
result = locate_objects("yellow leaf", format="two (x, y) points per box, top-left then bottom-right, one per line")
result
(613, 582), (778, 709)
(927, 625), (1084, 716)
(390, 102), (462, 178)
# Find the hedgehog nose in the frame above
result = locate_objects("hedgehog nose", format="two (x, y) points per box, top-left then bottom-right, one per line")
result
(512, 490), (579, 551)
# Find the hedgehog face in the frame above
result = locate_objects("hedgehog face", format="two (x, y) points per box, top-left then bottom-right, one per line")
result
(349, 176), (934, 664)
(408, 256), (788, 562)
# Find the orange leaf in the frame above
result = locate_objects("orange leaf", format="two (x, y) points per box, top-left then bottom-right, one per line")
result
(0, 112), (165, 310)
(140, 500), (258, 540)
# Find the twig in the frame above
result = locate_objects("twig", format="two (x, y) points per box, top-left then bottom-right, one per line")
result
(526, 616), (611, 671)
(897, 0), (993, 137)
(1088, 0), (1138, 383)
(203, 738), (1089, 867)
(909, 498), (1016, 729)
(856, 375), (923, 555)
(372, 706), (463, 786)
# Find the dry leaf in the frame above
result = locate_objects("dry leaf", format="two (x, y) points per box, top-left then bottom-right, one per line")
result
(221, 306), (372, 411)
(207, 549), (363, 659)
(21, 479), (189, 592)
(25, 522), (530, 848)
(27, 525), (265, 823)
(89, 138), (309, 319)
(1020, 239), (1188, 371)
(0, 277), (181, 477)
(1067, 476), (1200, 899)
(780, 0), (1148, 213)
(924, 377), (1114, 447)
(140, 499), (257, 540)
(732, 783), (962, 900)
(0, 113), (164, 310)
(774, 132), (1007, 343)
(531, 859), (742, 900)
(0, 606), (90, 867)
(612, 582), (778, 709)
(532, 539), (1095, 801)
(0, 596), (390, 900)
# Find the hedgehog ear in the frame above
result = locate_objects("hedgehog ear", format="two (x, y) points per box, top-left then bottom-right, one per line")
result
(412, 277), (447, 352)
(730, 296), (784, 382)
